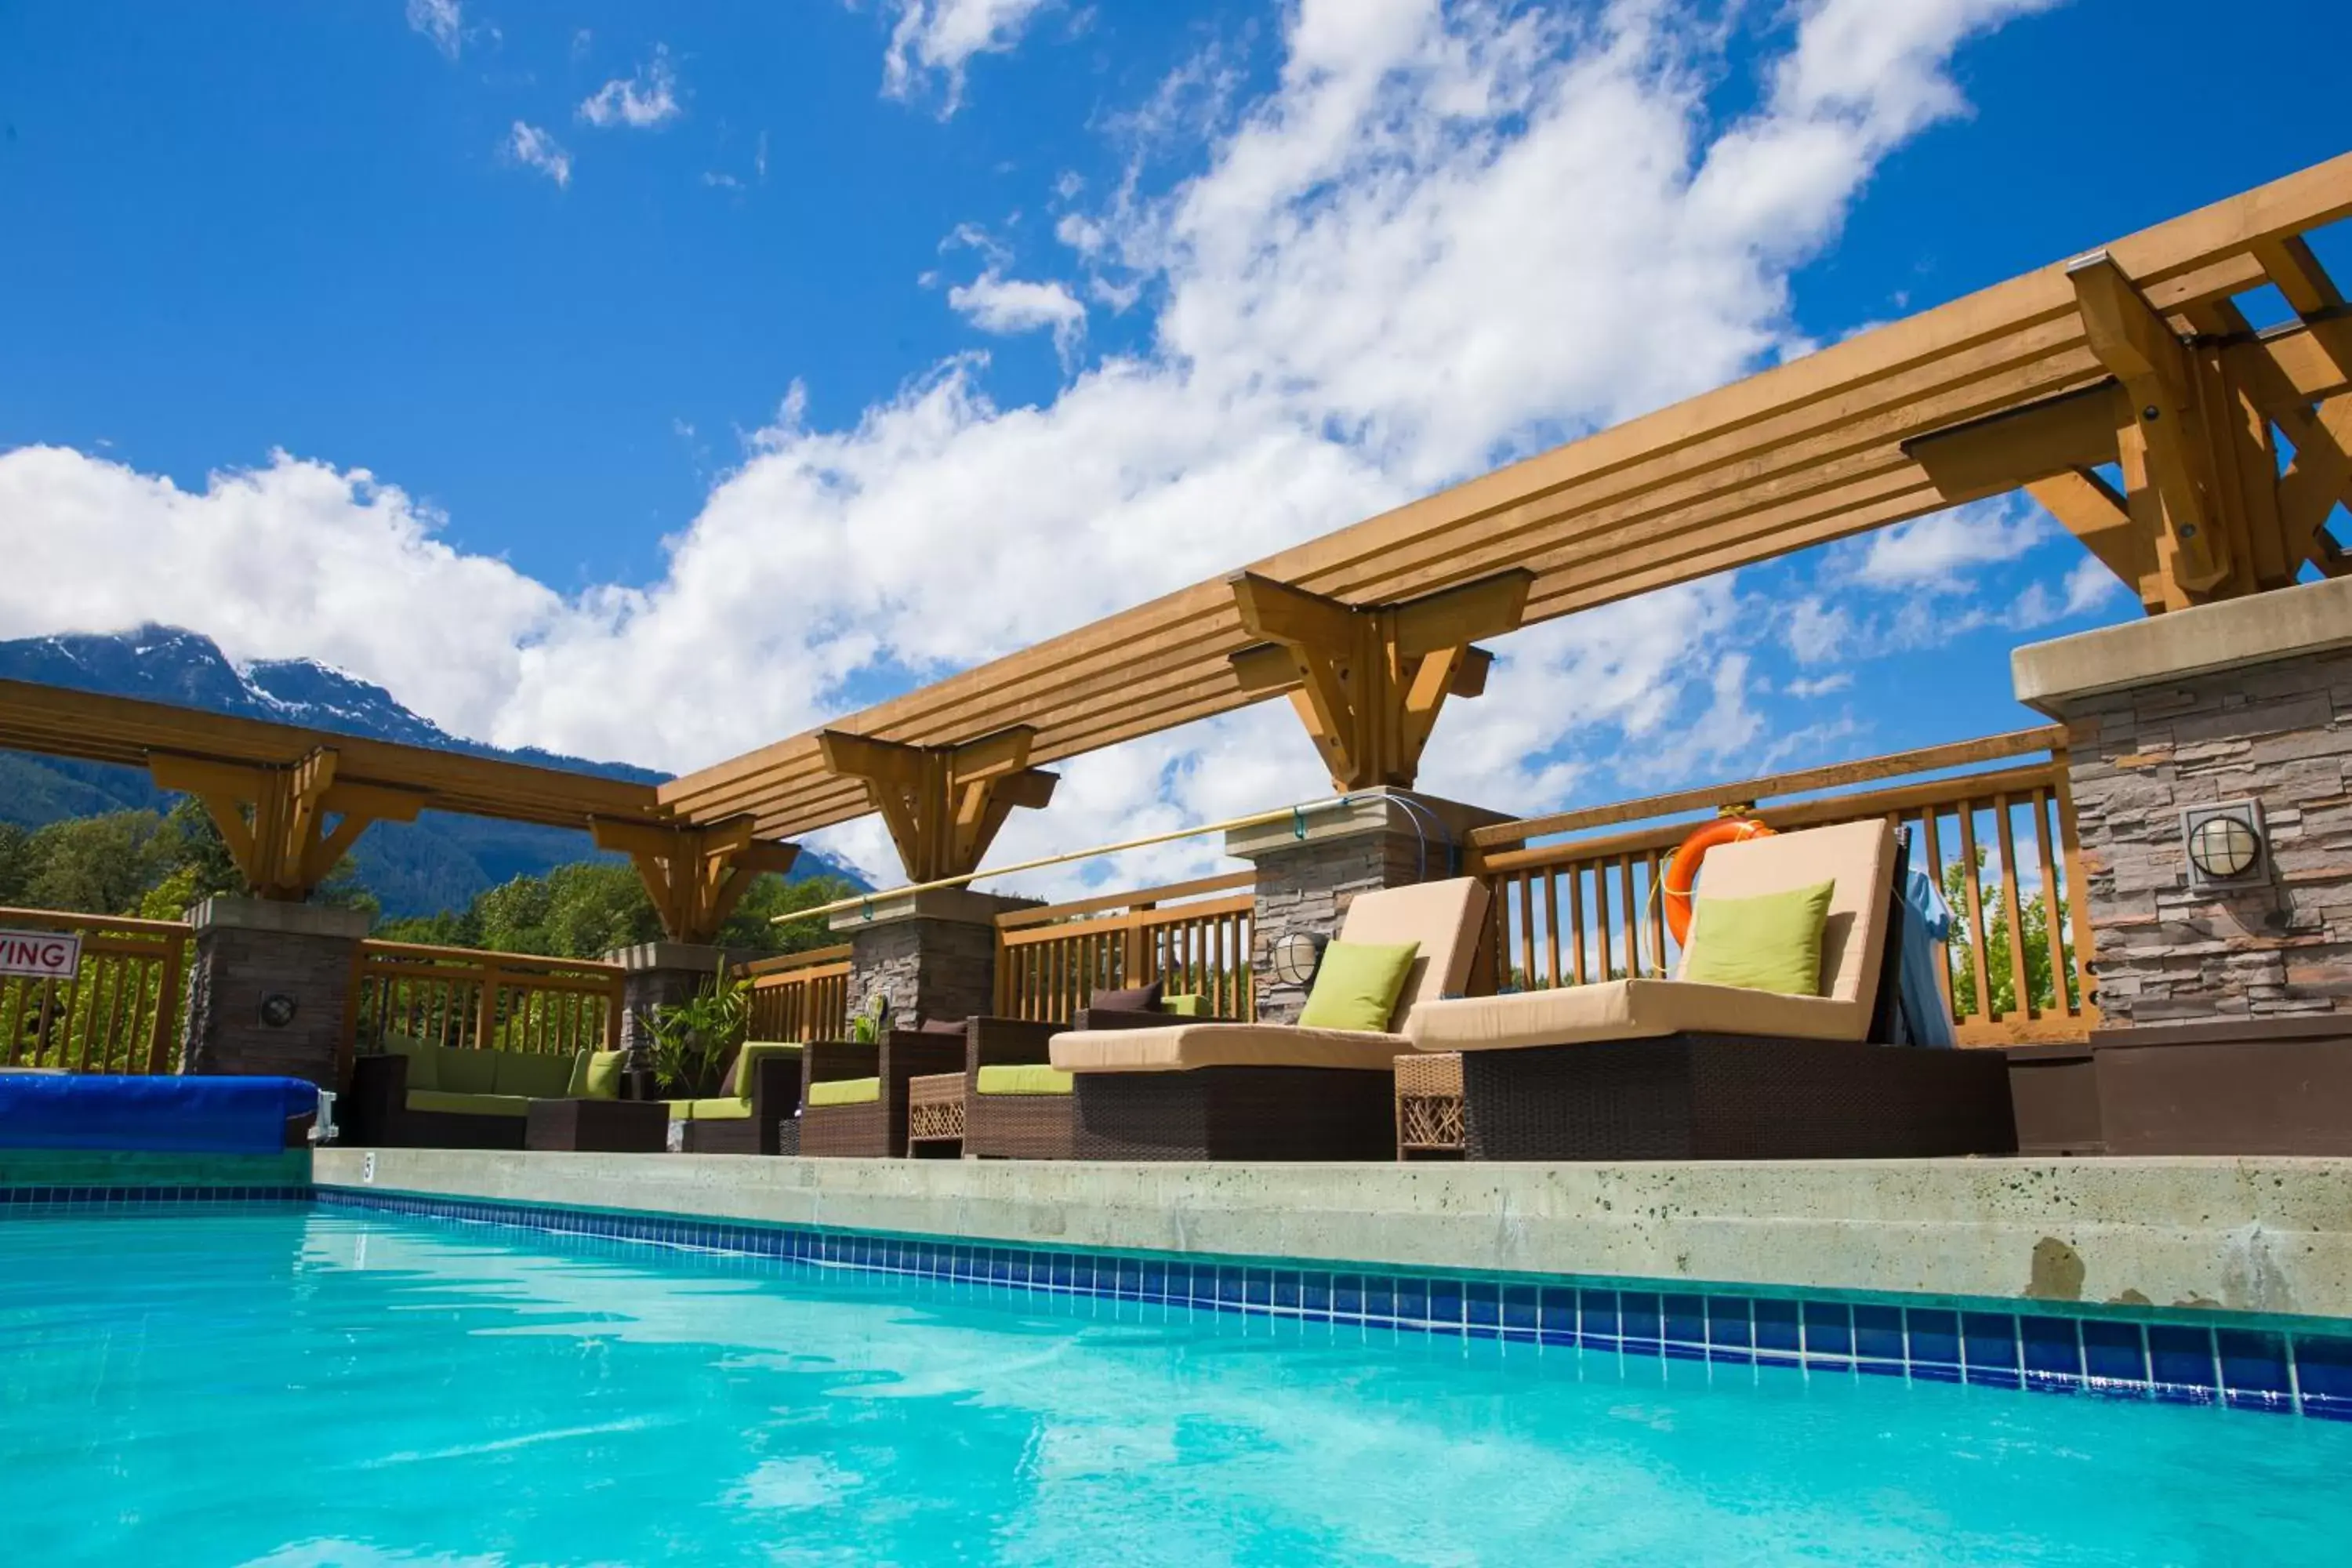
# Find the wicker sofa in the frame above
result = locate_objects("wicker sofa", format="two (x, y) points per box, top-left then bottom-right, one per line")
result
(1403, 820), (2014, 1160)
(347, 1038), (621, 1149)
(1049, 879), (1491, 1161)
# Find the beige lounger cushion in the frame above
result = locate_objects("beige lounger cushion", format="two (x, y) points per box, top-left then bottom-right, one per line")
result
(1404, 818), (1894, 1054)
(1050, 1023), (1410, 1073)
(1403, 978), (1867, 1051)
(1051, 877), (1490, 1076)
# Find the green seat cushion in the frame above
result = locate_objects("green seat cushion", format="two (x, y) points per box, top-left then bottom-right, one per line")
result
(382, 1036), (437, 1091)
(975, 1064), (1073, 1097)
(807, 1076), (880, 1108)
(433, 1048), (499, 1094)
(1682, 880), (1836, 996)
(567, 1048), (627, 1100)
(492, 1051), (575, 1098)
(662, 1099), (695, 1120)
(728, 1040), (804, 1098)
(1297, 941), (1421, 1033)
(685, 1096), (753, 1120)
(1160, 994), (1207, 1018)
(405, 1091), (532, 1118)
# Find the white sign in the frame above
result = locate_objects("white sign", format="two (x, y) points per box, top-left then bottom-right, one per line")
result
(0, 930), (82, 980)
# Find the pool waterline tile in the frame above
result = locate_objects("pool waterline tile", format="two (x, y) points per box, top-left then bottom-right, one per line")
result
(41, 1180), (2338, 1425)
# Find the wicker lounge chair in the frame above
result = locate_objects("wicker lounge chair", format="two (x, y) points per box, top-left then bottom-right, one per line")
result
(1402, 819), (2014, 1160)
(799, 1029), (969, 1157)
(1050, 878), (1491, 1161)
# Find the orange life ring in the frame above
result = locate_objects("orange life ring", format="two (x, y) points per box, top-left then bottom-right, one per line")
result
(1663, 818), (1777, 946)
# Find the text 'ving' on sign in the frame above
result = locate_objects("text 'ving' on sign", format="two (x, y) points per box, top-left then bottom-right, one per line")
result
(0, 931), (82, 980)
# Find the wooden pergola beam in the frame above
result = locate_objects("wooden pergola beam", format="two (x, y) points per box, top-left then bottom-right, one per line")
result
(589, 815), (800, 944)
(620, 154), (2352, 837)
(148, 748), (427, 901)
(815, 727), (1058, 883)
(1227, 567), (1532, 790)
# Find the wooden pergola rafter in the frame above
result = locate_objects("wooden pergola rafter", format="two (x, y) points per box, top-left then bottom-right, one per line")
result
(658, 154), (2352, 842)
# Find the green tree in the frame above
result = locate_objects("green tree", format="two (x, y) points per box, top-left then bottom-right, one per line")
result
(20, 812), (181, 915)
(0, 822), (31, 906)
(1941, 851), (2075, 1018)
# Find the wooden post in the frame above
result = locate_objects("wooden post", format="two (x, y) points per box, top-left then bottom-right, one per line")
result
(816, 728), (1058, 883)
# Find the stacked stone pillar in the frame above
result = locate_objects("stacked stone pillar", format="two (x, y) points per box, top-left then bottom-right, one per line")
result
(1225, 789), (1509, 1023)
(831, 888), (1037, 1028)
(2014, 575), (2352, 1026)
(603, 942), (750, 1065)
(181, 897), (371, 1088)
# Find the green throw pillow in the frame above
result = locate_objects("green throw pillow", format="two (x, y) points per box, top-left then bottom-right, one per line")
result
(1160, 993), (1207, 1018)
(1681, 880), (1836, 996)
(1296, 941), (1419, 1033)
(567, 1048), (626, 1100)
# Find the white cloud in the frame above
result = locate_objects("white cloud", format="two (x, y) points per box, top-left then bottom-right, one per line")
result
(880, 0), (1054, 114)
(2062, 554), (2123, 615)
(579, 46), (683, 130)
(1856, 497), (2048, 590)
(405, 0), (463, 59)
(6, 0), (2050, 893)
(504, 122), (572, 187)
(1784, 597), (1852, 665)
(1785, 672), (1853, 699)
(946, 272), (1087, 361)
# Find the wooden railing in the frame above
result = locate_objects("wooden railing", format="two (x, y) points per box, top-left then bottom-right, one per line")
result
(1470, 728), (2097, 1046)
(995, 873), (1257, 1024)
(0, 906), (189, 1074)
(740, 945), (852, 1041)
(352, 941), (624, 1058)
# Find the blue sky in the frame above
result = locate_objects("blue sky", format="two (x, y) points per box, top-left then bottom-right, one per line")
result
(1, 0), (2346, 891)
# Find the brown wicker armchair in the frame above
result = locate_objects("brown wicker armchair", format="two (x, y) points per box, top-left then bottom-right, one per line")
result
(800, 1029), (968, 1157)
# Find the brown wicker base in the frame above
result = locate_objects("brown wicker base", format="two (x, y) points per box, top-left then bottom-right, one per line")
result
(1072, 1068), (1396, 1161)
(800, 1098), (892, 1157)
(1461, 1034), (2016, 1161)
(906, 1071), (967, 1158)
(965, 1092), (1080, 1160)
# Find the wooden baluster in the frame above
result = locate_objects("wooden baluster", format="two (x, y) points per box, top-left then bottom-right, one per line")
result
(1994, 797), (2036, 1026)
(1567, 863), (1588, 986)
(2030, 786), (2071, 1018)
(1955, 804), (1995, 1024)
(1646, 851), (1670, 978)
(1591, 862), (1613, 982)
(1541, 869), (1563, 989)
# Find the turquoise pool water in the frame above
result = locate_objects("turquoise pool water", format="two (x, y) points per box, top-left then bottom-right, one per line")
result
(6, 1210), (2351, 1566)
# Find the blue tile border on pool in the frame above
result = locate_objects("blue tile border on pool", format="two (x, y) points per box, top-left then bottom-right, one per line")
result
(0, 1184), (312, 1208)
(314, 1184), (2352, 1424)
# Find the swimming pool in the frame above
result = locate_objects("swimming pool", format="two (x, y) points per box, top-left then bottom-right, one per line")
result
(7, 1205), (2351, 1565)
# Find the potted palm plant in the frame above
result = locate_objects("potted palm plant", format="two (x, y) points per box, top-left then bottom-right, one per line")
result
(646, 960), (750, 1098)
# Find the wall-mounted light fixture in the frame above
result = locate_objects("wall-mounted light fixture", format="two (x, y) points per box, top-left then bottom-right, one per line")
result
(1269, 931), (1328, 988)
(2182, 800), (2267, 890)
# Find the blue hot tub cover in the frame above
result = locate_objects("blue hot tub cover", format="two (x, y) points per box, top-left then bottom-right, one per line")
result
(0, 1073), (318, 1154)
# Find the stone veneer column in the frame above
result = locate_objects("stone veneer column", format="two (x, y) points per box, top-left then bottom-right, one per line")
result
(182, 897), (372, 1087)
(2013, 574), (2352, 1027)
(831, 888), (1037, 1028)
(1225, 789), (1511, 1024)
(604, 942), (746, 1065)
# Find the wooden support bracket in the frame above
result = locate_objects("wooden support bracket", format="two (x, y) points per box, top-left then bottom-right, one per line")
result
(1225, 567), (1534, 790)
(815, 726), (1058, 883)
(590, 815), (800, 944)
(149, 748), (426, 900)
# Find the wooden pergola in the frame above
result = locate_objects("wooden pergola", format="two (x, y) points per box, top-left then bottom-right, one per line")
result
(5, 154), (2347, 896)
(0, 679), (795, 942)
(659, 153), (2352, 871)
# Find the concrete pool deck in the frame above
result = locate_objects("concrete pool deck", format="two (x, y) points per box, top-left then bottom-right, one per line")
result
(314, 1149), (2352, 1326)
